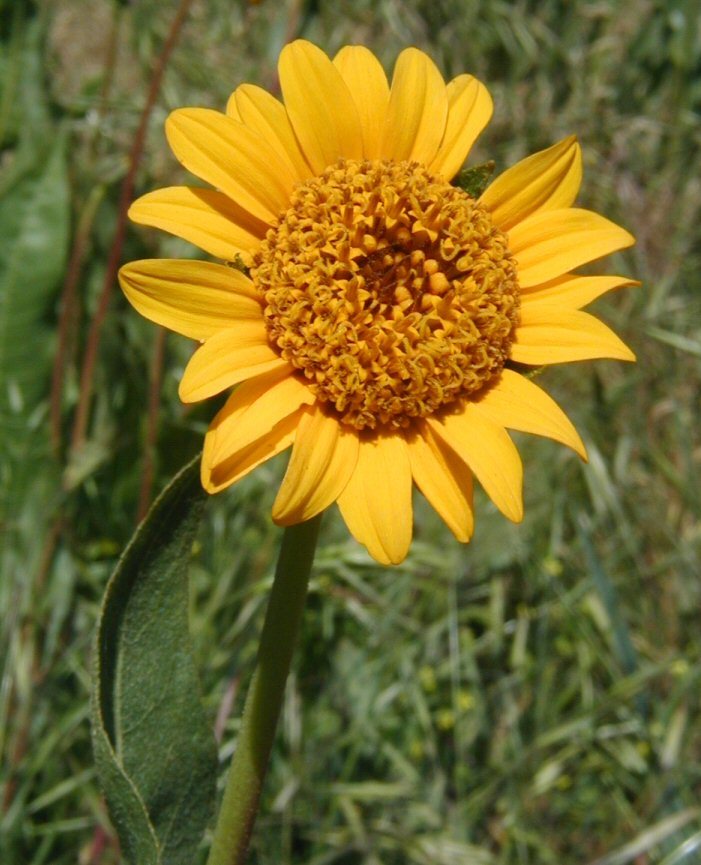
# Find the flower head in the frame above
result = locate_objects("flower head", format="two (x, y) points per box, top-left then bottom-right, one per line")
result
(119, 40), (636, 564)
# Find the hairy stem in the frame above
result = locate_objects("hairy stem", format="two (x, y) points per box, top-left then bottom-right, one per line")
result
(206, 515), (322, 865)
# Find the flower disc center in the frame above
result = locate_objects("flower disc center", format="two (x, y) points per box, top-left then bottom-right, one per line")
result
(253, 159), (520, 430)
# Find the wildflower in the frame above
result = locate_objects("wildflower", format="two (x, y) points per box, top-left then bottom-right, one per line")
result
(119, 41), (635, 564)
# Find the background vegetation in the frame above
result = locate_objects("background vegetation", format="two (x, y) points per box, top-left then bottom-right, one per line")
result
(1, 0), (700, 862)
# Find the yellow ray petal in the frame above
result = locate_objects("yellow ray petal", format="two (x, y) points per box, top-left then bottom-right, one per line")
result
(226, 84), (313, 182)
(481, 136), (582, 232)
(408, 423), (474, 542)
(380, 47), (448, 165)
(520, 273), (640, 307)
(202, 367), (311, 492)
(119, 259), (263, 340)
(165, 108), (296, 224)
(278, 39), (363, 175)
(128, 186), (265, 263)
(509, 208), (635, 288)
(202, 370), (315, 492)
(428, 74), (493, 180)
(224, 94), (242, 121)
(179, 323), (288, 402)
(511, 307), (636, 365)
(333, 45), (390, 159)
(427, 406), (523, 523)
(272, 406), (359, 525)
(337, 434), (413, 565)
(476, 369), (586, 458)
(203, 415), (299, 494)
(205, 367), (314, 465)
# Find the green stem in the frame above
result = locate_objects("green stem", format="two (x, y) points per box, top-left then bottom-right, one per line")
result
(206, 515), (322, 865)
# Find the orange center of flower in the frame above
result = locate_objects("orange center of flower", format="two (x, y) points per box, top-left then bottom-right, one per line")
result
(252, 159), (520, 430)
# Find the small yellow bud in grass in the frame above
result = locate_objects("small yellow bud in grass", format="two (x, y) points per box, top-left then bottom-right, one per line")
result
(543, 556), (563, 577)
(436, 708), (455, 730)
(419, 665), (437, 692)
(457, 690), (475, 712)
(409, 740), (424, 760)
(671, 658), (689, 677)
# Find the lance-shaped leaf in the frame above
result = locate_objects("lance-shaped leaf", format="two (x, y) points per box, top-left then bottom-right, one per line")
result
(92, 455), (217, 865)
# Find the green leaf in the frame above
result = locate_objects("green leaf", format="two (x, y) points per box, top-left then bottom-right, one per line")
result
(452, 160), (496, 198)
(92, 454), (217, 865)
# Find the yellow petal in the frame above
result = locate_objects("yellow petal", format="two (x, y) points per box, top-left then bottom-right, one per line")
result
(333, 46), (390, 159)
(278, 39), (363, 175)
(380, 47), (448, 165)
(477, 369), (586, 458)
(272, 406), (359, 525)
(202, 367), (312, 492)
(520, 273), (640, 307)
(337, 434), (413, 565)
(128, 186), (265, 263)
(408, 423), (474, 542)
(481, 136), (582, 232)
(179, 322), (288, 402)
(428, 74), (493, 180)
(427, 406), (523, 523)
(226, 84), (313, 182)
(206, 367), (314, 463)
(509, 208), (635, 288)
(165, 108), (295, 223)
(224, 93), (242, 121)
(119, 259), (262, 339)
(511, 307), (636, 365)
(203, 417), (298, 494)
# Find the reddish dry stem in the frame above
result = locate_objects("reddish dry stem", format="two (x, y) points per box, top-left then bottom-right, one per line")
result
(70, 0), (195, 454)
(50, 192), (102, 456)
(1, 517), (60, 815)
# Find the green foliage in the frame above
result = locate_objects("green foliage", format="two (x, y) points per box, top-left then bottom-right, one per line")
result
(0, 135), (69, 428)
(1, 1), (700, 864)
(92, 455), (216, 865)
(452, 161), (496, 198)
(0, 14), (69, 518)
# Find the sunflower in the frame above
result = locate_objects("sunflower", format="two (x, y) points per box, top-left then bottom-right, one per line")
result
(119, 40), (636, 564)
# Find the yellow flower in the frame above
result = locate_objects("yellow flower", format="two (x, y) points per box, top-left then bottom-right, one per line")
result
(119, 40), (636, 564)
